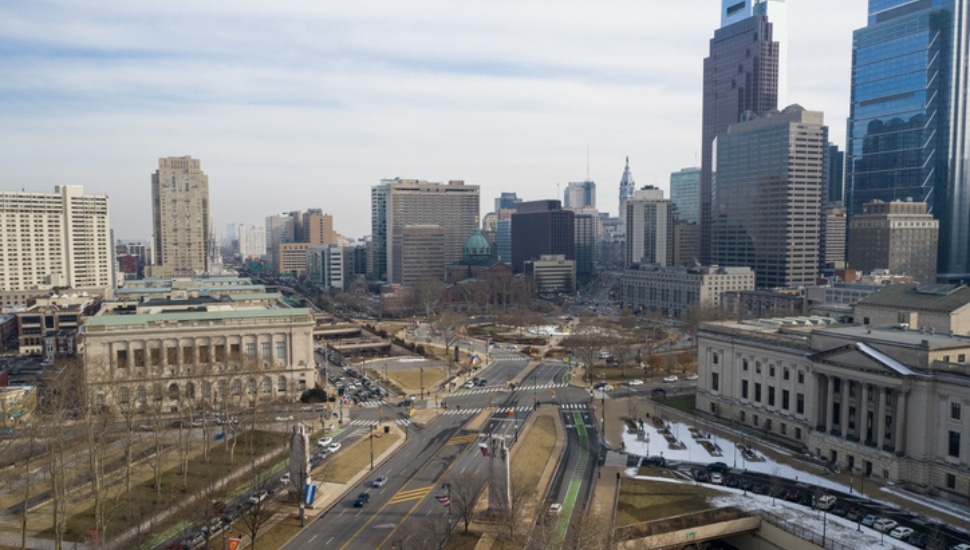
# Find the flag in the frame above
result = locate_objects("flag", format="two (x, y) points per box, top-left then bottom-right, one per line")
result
(227, 539), (242, 550)
(435, 494), (451, 507)
(478, 443), (490, 457)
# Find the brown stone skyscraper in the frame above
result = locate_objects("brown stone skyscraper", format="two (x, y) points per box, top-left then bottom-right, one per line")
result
(700, 14), (779, 264)
(150, 156), (210, 278)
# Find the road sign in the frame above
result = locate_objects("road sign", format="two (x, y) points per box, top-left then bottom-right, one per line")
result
(304, 484), (317, 505)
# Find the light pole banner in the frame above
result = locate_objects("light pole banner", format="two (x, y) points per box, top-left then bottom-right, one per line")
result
(226, 538), (242, 550)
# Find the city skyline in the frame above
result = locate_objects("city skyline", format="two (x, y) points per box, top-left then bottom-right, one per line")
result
(1, 1), (866, 240)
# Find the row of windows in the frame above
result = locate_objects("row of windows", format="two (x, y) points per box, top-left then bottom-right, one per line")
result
(116, 342), (287, 367)
(739, 380), (806, 414)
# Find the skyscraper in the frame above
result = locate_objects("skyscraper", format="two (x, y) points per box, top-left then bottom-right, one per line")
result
(700, 11), (780, 264)
(564, 181), (596, 210)
(719, 0), (788, 105)
(625, 187), (674, 268)
(823, 143), (845, 204)
(848, 199), (939, 284)
(670, 167), (701, 223)
(0, 186), (113, 291)
(713, 105), (826, 288)
(511, 200), (574, 273)
(846, 0), (970, 280)
(494, 192), (522, 213)
(150, 156), (210, 278)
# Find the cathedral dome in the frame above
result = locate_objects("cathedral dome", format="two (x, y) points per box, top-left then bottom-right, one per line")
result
(462, 227), (491, 263)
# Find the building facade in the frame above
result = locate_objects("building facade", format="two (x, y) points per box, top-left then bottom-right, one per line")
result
(713, 106), (826, 288)
(510, 200), (574, 273)
(670, 167), (701, 224)
(237, 224), (266, 259)
(564, 181), (596, 210)
(701, 13), (779, 264)
(0, 185), (113, 292)
(697, 320), (970, 504)
(526, 255), (576, 294)
(625, 187), (674, 268)
(150, 156), (210, 278)
(847, 200), (939, 284)
(81, 277), (315, 410)
(401, 225), (446, 288)
(820, 203), (847, 272)
(846, 0), (970, 280)
(381, 179), (480, 285)
(673, 221), (701, 268)
(307, 245), (346, 290)
(620, 265), (755, 318)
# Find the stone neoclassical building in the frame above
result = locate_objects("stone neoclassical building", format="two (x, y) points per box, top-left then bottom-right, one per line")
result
(697, 317), (970, 504)
(80, 277), (315, 411)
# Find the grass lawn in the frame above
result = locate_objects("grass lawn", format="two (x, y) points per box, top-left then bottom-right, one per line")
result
(250, 513), (302, 549)
(615, 478), (721, 527)
(510, 416), (556, 490)
(42, 430), (286, 543)
(315, 432), (400, 484)
(387, 367), (448, 395)
(444, 531), (482, 550)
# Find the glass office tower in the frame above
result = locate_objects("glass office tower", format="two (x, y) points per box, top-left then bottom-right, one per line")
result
(846, 0), (970, 279)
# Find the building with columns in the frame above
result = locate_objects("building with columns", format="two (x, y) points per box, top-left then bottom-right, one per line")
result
(80, 277), (314, 411)
(697, 318), (970, 504)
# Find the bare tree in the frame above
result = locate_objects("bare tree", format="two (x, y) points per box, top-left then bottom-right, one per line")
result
(415, 276), (445, 318)
(445, 471), (484, 535)
(561, 324), (608, 385)
(562, 510), (613, 550)
(236, 470), (280, 550)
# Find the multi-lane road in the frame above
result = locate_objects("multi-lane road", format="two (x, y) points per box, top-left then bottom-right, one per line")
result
(282, 352), (603, 549)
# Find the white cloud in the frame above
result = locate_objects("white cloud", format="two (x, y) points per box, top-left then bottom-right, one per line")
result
(0, 1), (867, 240)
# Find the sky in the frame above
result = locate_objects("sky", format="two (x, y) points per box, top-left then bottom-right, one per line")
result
(0, 1), (868, 242)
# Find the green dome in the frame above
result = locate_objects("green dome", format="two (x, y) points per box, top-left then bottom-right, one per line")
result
(463, 227), (491, 259)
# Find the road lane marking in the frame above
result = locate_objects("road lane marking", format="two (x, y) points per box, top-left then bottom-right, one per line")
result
(386, 484), (434, 504)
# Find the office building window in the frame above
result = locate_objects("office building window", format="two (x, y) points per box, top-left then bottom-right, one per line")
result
(742, 380), (749, 399)
(953, 403), (962, 421)
(949, 431), (961, 458)
(796, 393), (804, 415)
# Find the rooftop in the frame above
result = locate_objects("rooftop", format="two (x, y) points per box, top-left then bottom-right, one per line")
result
(855, 283), (970, 313)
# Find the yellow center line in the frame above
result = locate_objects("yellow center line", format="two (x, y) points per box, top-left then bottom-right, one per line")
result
(386, 485), (434, 504)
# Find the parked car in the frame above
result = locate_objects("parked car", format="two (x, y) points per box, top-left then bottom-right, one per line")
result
(549, 503), (562, 516)
(739, 477), (753, 492)
(247, 490), (268, 505)
(889, 526), (914, 540)
(398, 399), (414, 407)
(725, 474), (740, 488)
(831, 501), (848, 517)
(627, 379), (644, 386)
(816, 494), (837, 510)
(707, 462), (729, 473)
(327, 442), (342, 453)
(907, 531), (928, 548)
(873, 518), (898, 533)
(477, 378), (487, 386)
(709, 472), (724, 485)
(685, 374), (699, 381)
(846, 508), (862, 522)
(353, 492), (371, 507)
(506, 344), (516, 350)
(861, 514), (877, 527)
(662, 375), (678, 383)
(690, 469), (709, 482)
(280, 472), (291, 484)
(464, 380), (475, 389)
(784, 488), (802, 502)
(372, 475), (387, 488)
(275, 415), (294, 422)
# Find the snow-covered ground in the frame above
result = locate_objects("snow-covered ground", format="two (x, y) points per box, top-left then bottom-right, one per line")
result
(621, 418), (852, 494)
(621, 417), (970, 547)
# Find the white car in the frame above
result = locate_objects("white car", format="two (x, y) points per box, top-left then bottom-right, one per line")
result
(685, 374), (699, 381)
(816, 494), (836, 510)
(275, 415), (294, 422)
(663, 375), (678, 383)
(327, 442), (342, 453)
(280, 472), (291, 484)
(889, 526), (913, 540)
(549, 503), (562, 516)
(873, 518), (897, 533)
(464, 380), (475, 389)
(627, 380), (644, 386)
(317, 437), (333, 447)
(246, 490), (268, 505)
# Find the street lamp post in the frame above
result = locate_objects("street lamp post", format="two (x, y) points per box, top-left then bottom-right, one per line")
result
(420, 366), (424, 400)
(369, 427), (375, 470)
(299, 469), (307, 527)
(533, 375), (538, 410)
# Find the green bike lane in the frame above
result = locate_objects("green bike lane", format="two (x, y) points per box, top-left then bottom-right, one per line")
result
(552, 410), (591, 548)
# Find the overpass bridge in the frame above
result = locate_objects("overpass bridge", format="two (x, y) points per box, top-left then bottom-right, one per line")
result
(615, 507), (761, 550)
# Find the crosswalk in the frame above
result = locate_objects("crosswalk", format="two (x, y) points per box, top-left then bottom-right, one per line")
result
(348, 418), (412, 427)
(440, 408), (482, 416)
(559, 403), (589, 410)
(458, 382), (568, 396)
(360, 400), (388, 408)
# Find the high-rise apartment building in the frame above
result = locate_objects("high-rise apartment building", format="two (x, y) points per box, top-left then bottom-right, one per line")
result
(846, 1), (970, 280)
(511, 201), (574, 273)
(369, 183), (389, 280)
(713, 105), (826, 288)
(625, 187), (674, 268)
(670, 167), (701, 224)
(701, 13), (779, 264)
(308, 244), (347, 290)
(0, 185), (113, 291)
(401, 225), (446, 288)
(150, 156), (210, 278)
(848, 200), (939, 284)
(378, 179), (479, 285)
(264, 210), (335, 275)
(237, 224), (266, 259)
(564, 181), (596, 210)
